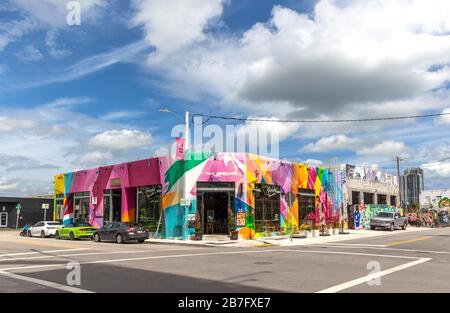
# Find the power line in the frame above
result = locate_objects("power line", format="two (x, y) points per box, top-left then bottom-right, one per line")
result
(192, 111), (450, 124)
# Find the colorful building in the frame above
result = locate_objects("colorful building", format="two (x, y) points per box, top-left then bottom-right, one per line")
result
(53, 152), (341, 240)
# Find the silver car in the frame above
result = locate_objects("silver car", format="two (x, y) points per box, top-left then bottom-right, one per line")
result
(370, 212), (408, 231)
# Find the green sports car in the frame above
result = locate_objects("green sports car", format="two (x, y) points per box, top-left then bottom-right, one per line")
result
(55, 222), (97, 240)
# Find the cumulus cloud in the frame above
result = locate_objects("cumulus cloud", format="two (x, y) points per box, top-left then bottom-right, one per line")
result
(90, 129), (153, 150)
(302, 135), (363, 153)
(357, 140), (407, 157)
(15, 45), (44, 62)
(78, 151), (113, 165)
(131, 0), (450, 121)
(131, 0), (226, 61)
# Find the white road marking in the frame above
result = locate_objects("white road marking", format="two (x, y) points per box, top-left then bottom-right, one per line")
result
(283, 249), (422, 259)
(316, 258), (432, 293)
(314, 243), (385, 247)
(310, 244), (450, 255)
(0, 247), (206, 262)
(0, 271), (94, 293)
(1, 248), (423, 272)
(0, 248), (90, 257)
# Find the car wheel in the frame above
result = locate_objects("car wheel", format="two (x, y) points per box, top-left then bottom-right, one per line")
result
(69, 232), (75, 240)
(41, 230), (46, 238)
(370, 226), (375, 230)
(27, 230), (32, 237)
(94, 233), (101, 242)
(55, 231), (60, 239)
(116, 234), (123, 244)
(390, 223), (394, 231)
(402, 223), (407, 230)
(138, 239), (145, 244)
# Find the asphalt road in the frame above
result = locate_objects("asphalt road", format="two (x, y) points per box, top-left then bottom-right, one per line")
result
(0, 227), (449, 293)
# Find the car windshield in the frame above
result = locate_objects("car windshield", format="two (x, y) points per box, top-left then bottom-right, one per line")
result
(377, 212), (394, 218)
(46, 222), (61, 225)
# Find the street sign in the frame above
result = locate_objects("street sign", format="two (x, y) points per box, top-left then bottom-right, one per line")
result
(42, 203), (50, 210)
(16, 203), (21, 229)
(92, 197), (98, 205)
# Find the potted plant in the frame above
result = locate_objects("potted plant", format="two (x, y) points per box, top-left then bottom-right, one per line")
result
(228, 207), (239, 240)
(332, 217), (340, 235)
(311, 223), (320, 237)
(193, 209), (203, 240)
(299, 223), (312, 238)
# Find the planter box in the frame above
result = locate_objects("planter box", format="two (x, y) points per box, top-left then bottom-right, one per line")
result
(332, 228), (340, 235)
(311, 229), (320, 237)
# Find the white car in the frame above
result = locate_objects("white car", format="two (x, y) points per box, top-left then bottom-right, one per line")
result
(28, 221), (63, 238)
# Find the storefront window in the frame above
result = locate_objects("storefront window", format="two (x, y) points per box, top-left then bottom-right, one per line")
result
(55, 194), (64, 222)
(74, 192), (90, 224)
(253, 184), (281, 233)
(137, 185), (163, 233)
(298, 189), (315, 224)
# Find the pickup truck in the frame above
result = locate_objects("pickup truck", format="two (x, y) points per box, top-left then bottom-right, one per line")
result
(370, 212), (408, 231)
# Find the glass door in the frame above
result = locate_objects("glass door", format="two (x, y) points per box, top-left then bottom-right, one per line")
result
(0, 212), (7, 228)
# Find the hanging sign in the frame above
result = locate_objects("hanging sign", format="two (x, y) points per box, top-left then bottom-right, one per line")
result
(176, 137), (185, 160)
(236, 212), (246, 227)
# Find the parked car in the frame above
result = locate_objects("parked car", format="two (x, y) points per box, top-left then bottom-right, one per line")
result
(93, 222), (149, 244)
(370, 212), (408, 231)
(27, 221), (63, 238)
(55, 222), (97, 240)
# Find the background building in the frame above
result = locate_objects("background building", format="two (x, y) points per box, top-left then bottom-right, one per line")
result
(343, 164), (399, 207)
(401, 167), (424, 208)
(420, 189), (450, 210)
(0, 196), (54, 229)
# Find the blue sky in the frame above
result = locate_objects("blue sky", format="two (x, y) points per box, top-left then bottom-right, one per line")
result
(0, 0), (450, 195)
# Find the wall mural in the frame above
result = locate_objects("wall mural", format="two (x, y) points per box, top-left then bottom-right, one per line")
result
(353, 204), (402, 230)
(54, 152), (341, 239)
(346, 164), (398, 186)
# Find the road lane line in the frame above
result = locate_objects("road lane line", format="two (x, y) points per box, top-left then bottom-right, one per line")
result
(0, 248), (90, 257)
(384, 236), (432, 247)
(0, 248), (423, 272)
(0, 247), (204, 262)
(316, 258), (431, 293)
(0, 271), (94, 293)
(313, 243), (385, 247)
(307, 244), (450, 255)
(282, 249), (422, 259)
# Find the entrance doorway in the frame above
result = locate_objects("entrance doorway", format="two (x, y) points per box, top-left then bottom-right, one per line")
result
(103, 189), (122, 224)
(253, 184), (281, 233)
(0, 212), (7, 228)
(197, 182), (235, 235)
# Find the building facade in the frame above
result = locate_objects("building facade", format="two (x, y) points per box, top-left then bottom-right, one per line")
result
(401, 167), (424, 208)
(53, 152), (342, 240)
(342, 164), (400, 229)
(0, 197), (54, 229)
(420, 189), (450, 210)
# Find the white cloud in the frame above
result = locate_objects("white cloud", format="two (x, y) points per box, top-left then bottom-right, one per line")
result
(438, 108), (450, 124)
(302, 135), (363, 153)
(100, 110), (146, 121)
(15, 45), (44, 62)
(78, 151), (113, 165)
(12, 0), (106, 28)
(90, 129), (153, 150)
(131, 0), (226, 61)
(357, 140), (407, 157)
(422, 161), (450, 178)
(132, 0), (450, 122)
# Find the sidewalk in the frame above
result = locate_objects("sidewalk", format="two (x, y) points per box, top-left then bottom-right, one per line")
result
(146, 227), (430, 248)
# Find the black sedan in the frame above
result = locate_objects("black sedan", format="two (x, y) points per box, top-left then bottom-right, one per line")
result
(93, 222), (149, 244)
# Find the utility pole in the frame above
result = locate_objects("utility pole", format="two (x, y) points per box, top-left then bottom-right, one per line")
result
(397, 156), (404, 214)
